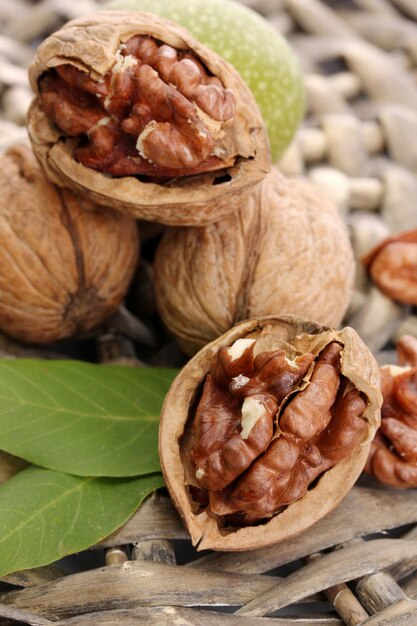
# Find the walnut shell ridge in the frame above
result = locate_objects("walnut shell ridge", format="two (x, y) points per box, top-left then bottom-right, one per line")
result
(27, 11), (270, 226)
(0, 145), (139, 344)
(159, 316), (382, 552)
(154, 168), (355, 355)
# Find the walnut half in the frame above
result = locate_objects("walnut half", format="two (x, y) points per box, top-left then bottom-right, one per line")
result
(27, 11), (270, 226)
(159, 316), (381, 551)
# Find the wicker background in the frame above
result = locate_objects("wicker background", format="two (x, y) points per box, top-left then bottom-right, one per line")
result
(0, 0), (417, 624)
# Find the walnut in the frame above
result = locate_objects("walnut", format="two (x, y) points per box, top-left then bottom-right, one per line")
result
(154, 168), (355, 355)
(362, 229), (417, 305)
(0, 145), (139, 344)
(365, 334), (417, 488)
(27, 11), (270, 226)
(159, 316), (381, 551)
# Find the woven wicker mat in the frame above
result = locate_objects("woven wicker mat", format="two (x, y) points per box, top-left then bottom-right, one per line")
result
(1, 0), (417, 624)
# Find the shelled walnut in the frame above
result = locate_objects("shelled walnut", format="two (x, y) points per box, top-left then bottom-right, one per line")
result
(0, 145), (139, 344)
(154, 168), (355, 355)
(365, 335), (417, 488)
(160, 316), (381, 551)
(363, 229), (417, 305)
(27, 11), (270, 226)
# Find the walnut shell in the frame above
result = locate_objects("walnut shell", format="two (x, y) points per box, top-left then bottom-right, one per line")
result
(159, 316), (382, 551)
(0, 145), (139, 344)
(27, 11), (270, 226)
(154, 167), (355, 355)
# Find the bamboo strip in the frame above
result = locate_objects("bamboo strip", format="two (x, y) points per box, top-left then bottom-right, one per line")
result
(0, 57), (28, 86)
(308, 167), (350, 214)
(308, 168), (384, 213)
(238, 0), (282, 15)
(307, 554), (369, 626)
(96, 493), (188, 547)
(268, 11), (294, 37)
(0, 35), (32, 66)
(305, 74), (351, 116)
(297, 120), (384, 163)
(189, 487), (417, 574)
(324, 583), (369, 626)
(390, 0), (417, 21)
(380, 167), (417, 233)
(402, 573), (417, 601)
(320, 114), (368, 176)
(55, 606), (343, 626)
(360, 601), (417, 625)
(236, 539), (417, 617)
(356, 572), (413, 614)
(2, 85), (32, 125)
(0, 561), (283, 620)
(0, 565), (66, 588)
(339, 12), (417, 52)
(289, 35), (354, 66)
(103, 304), (157, 349)
(0, 120), (29, 152)
(0, 603), (53, 626)
(348, 287), (407, 354)
(0, 0), (31, 23)
(133, 538), (176, 565)
(284, 0), (356, 37)
(346, 537), (417, 619)
(347, 0), (399, 16)
(379, 106), (417, 174)
(329, 72), (362, 100)
(362, 121), (385, 155)
(341, 41), (417, 109)
(105, 547), (129, 567)
(5, 3), (61, 41)
(349, 178), (383, 212)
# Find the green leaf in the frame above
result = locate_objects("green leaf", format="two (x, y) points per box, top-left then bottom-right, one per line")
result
(0, 466), (164, 577)
(0, 360), (177, 476)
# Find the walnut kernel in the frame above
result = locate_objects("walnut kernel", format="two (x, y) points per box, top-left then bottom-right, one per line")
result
(27, 11), (270, 226)
(159, 316), (381, 551)
(365, 334), (417, 488)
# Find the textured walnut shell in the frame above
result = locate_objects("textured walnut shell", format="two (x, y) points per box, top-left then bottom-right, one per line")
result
(27, 11), (270, 226)
(0, 145), (139, 344)
(160, 316), (381, 551)
(154, 168), (355, 355)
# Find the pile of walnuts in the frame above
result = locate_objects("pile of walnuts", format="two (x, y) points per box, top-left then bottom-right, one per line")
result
(3, 9), (405, 551)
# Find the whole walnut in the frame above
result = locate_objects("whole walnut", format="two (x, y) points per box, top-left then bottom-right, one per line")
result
(27, 11), (270, 226)
(160, 316), (381, 551)
(154, 168), (355, 355)
(0, 145), (139, 344)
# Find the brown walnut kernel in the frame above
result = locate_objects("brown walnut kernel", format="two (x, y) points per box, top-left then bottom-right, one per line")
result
(159, 316), (381, 551)
(365, 334), (417, 488)
(39, 38), (235, 178)
(27, 11), (270, 226)
(362, 229), (417, 305)
(154, 167), (355, 355)
(0, 145), (139, 344)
